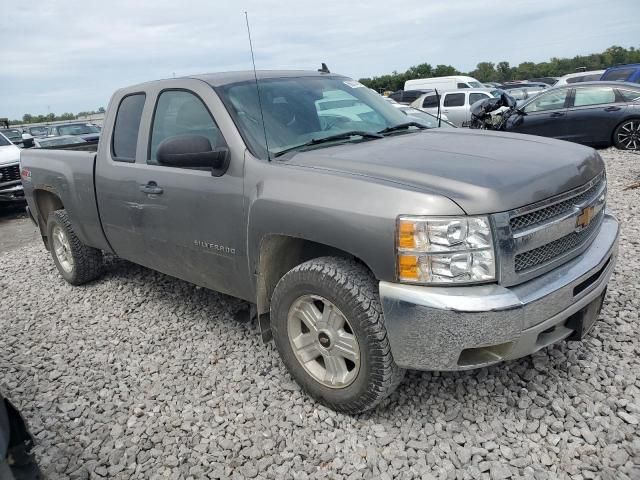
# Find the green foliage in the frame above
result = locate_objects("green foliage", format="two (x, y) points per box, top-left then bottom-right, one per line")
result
(15, 107), (106, 125)
(359, 45), (640, 91)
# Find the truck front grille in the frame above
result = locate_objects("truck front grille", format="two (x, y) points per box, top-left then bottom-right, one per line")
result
(495, 171), (607, 286)
(514, 209), (604, 272)
(510, 178), (604, 232)
(0, 164), (20, 184)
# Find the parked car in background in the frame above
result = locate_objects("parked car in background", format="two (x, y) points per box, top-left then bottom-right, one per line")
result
(483, 82), (502, 88)
(500, 81), (550, 90)
(528, 77), (558, 86)
(23, 125), (49, 137)
(404, 75), (483, 92)
(0, 132), (24, 203)
(411, 88), (504, 126)
(506, 82), (640, 149)
(0, 128), (24, 144)
(387, 89), (432, 105)
(555, 70), (605, 86)
(33, 135), (88, 148)
(47, 123), (101, 141)
(600, 63), (640, 84)
(0, 128), (34, 148)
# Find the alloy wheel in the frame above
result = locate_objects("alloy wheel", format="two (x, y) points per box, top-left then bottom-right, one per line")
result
(617, 120), (640, 150)
(287, 294), (361, 388)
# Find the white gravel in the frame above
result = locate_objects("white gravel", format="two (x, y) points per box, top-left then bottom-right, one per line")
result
(2, 148), (640, 480)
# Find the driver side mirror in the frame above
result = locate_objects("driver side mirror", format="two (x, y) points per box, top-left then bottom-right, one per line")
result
(157, 134), (229, 176)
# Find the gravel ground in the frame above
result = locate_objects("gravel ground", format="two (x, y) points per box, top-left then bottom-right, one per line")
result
(2, 148), (639, 480)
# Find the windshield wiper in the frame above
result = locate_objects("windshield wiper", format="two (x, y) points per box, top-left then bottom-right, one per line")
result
(273, 131), (383, 157)
(377, 122), (427, 135)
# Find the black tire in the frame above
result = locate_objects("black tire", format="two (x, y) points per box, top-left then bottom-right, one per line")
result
(270, 256), (405, 414)
(46, 209), (103, 285)
(613, 118), (640, 150)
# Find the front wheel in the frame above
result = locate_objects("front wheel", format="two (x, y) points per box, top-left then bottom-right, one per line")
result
(613, 119), (640, 150)
(47, 209), (103, 285)
(270, 257), (405, 414)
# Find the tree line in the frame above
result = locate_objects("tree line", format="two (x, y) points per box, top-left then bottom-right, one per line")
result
(359, 45), (640, 92)
(12, 107), (106, 126)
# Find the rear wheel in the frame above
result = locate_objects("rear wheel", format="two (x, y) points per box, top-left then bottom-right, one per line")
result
(270, 256), (405, 414)
(47, 209), (103, 285)
(613, 119), (640, 150)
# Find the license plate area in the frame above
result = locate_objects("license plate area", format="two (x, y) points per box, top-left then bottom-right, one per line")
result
(566, 288), (606, 341)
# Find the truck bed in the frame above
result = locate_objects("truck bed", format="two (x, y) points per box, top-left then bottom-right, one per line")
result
(20, 147), (111, 252)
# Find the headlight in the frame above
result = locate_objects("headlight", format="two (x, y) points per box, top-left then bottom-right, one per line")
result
(397, 216), (496, 284)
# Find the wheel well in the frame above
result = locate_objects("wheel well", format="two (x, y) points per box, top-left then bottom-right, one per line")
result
(256, 235), (367, 319)
(34, 189), (64, 248)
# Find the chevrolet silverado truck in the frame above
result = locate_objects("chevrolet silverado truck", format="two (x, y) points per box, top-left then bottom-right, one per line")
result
(20, 71), (619, 414)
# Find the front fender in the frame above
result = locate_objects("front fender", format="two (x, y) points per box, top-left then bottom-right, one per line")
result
(246, 160), (465, 283)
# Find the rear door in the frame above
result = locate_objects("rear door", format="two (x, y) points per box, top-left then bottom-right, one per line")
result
(441, 92), (466, 126)
(508, 88), (570, 139)
(564, 85), (624, 145)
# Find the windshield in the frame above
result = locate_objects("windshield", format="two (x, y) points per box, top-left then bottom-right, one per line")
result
(468, 81), (483, 88)
(29, 126), (48, 136)
(0, 133), (11, 147)
(218, 76), (416, 158)
(0, 129), (22, 141)
(57, 124), (100, 135)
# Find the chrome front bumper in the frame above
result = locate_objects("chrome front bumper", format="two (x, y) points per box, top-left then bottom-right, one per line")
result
(380, 213), (619, 371)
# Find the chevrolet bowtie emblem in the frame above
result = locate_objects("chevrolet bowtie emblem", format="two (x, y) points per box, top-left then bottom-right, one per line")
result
(576, 206), (595, 230)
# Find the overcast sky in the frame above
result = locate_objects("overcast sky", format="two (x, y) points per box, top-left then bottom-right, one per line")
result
(1, 0), (638, 120)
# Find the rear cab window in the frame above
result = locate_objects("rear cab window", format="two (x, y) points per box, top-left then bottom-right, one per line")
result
(112, 93), (146, 162)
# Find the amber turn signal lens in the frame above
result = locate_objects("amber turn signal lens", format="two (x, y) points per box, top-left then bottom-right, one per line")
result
(398, 255), (419, 280)
(398, 220), (415, 249)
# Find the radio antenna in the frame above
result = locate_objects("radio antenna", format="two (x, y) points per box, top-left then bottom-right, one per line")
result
(245, 11), (271, 161)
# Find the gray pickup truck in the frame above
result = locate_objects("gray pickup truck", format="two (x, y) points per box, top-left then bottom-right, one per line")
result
(20, 71), (619, 413)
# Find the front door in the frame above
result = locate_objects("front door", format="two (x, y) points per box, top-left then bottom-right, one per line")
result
(440, 92), (467, 126)
(508, 88), (571, 140)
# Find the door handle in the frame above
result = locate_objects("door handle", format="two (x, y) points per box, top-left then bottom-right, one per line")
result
(139, 181), (163, 195)
(604, 106), (621, 112)
(549, 112), (565, 118)
(442, 110), (449, 113)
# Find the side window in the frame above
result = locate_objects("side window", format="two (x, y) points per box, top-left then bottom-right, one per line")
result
(469, 93), (488, 105)
(443, 93), (465, 107)
(523, 89), (569, 113)
(149, 90), (223, 164)
(573, 87), (616, 107)
(112, 93), (146, 161)
(422, 95), (439, 108)
(618, 89), (640, 102)
(457, 83), (469, 88)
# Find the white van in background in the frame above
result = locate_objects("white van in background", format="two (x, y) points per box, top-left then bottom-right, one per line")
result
(404, 75), (484, 91)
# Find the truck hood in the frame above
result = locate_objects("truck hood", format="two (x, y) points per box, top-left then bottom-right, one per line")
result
(0, 144), (21, 166)
(282, 129), (604, 214)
